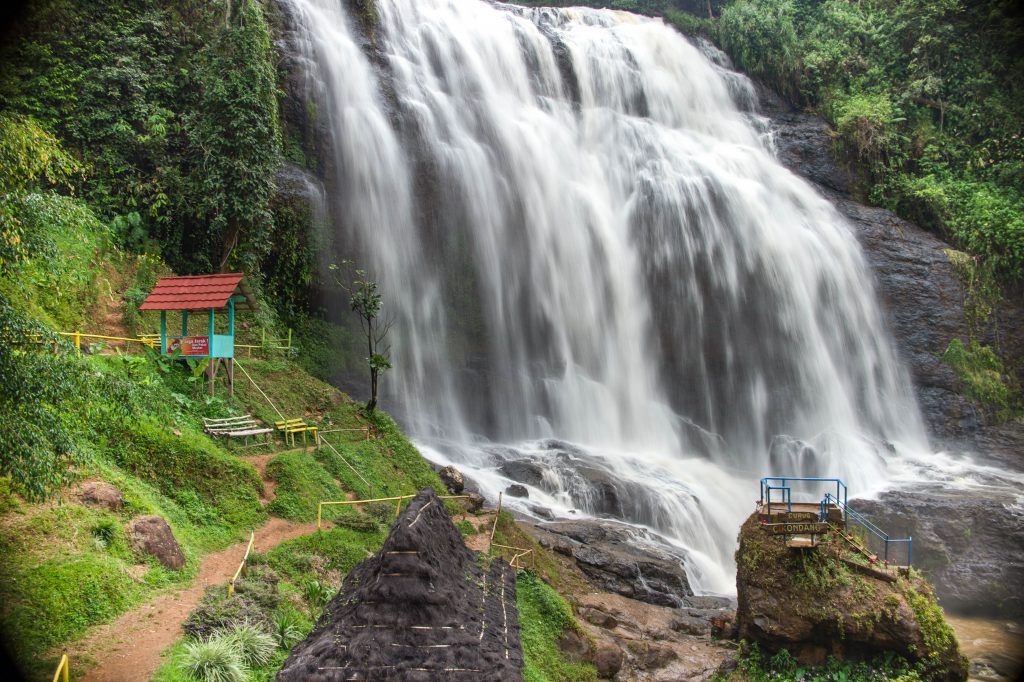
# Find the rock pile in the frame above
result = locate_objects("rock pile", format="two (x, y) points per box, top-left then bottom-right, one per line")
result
(278, 488), (523, 681)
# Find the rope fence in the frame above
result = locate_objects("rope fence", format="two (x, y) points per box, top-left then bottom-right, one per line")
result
(318, 435), (375, 501)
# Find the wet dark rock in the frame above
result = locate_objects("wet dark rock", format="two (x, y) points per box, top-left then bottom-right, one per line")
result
(499, 460), (546, 487)
(505, 483), (529, 498)
(438, 464), (464, 494)
(525, 520), (692, 607)
(528, 504), (554, 520)
(594, 642), (624, 677)
(461, 491), (486, 513)
(854, 490), (1024, 618)
(279, 488), (523, 680)
(126, 516), (185, 570)
(556, 629), (590, 662)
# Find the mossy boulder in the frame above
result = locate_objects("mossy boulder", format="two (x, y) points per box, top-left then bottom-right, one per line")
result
(735, 513), (967, 680)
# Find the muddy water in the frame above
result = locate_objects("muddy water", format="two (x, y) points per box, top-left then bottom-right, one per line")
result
(947, 614), (1024, 681)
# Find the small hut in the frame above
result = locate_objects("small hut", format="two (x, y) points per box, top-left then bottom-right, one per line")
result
(139, 273), (257, 395)
(278, 489), (524, 681)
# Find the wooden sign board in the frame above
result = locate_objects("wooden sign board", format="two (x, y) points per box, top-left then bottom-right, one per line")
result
(765, 522), (830, 536)
(167, 336), (209, 356)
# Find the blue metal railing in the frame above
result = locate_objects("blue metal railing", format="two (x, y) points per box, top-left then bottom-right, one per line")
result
(822, 493), (913, 566)
(760, 477), (848, 521)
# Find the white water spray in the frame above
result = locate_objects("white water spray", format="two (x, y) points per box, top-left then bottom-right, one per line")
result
(284, 0), (929, 594)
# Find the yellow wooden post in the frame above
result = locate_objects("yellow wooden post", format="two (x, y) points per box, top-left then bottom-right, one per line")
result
(52, 653), (69, 682)
(317, 503), (322, 531)
(73, 332), (81, 356)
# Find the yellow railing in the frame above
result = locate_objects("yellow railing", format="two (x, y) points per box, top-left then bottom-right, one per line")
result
(30, 331), (157, 355)
(51, 653), (69, 682)
(491, 542), (534, 570)
(319, 425), (371, 441)
(226, 531), (255, 597)
(485, 492), (533, 569)
(234, 328), (294, 356)
(317, 494), (472, 530)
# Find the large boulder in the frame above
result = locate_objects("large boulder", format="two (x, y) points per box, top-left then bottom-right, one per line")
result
(438, 464), (464, 494)
(78, 481), (123, 512)
(526, 519), (692, 607)
(854, 489), (1024, 618)
(126, 515), (185, 570)
(735, 513), (967, 678)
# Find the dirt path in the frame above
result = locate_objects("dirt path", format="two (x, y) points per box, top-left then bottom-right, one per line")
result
(77, 516), (317, 682)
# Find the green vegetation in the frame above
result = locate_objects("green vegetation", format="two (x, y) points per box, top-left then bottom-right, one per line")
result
(699, 0), (1024, 285)
(718, 641), (923, 681)
(264, 451), (343, 522)
(157, 567), (304, 682)
(517, 571), (597, 682)
(942, 338), (1019, 420)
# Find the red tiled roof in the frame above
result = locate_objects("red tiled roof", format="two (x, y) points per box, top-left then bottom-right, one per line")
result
(138, 273), (257, 311)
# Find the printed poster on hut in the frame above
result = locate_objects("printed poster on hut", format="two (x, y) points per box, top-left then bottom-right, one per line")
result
(167, 336), (209, 356)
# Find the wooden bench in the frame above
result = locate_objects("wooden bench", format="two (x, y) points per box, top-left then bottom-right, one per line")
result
(203, 415), (274, 447)
(275, 418), (319, 448)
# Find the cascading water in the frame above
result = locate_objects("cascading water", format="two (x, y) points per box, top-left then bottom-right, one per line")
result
(283, 0), (930, 594)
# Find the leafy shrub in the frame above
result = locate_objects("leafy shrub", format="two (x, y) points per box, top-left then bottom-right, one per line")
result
(222, 622), (277, 668)
(232, 567), (282, 611)
(729, 639), (923, 681)
(183, 592), (270, 640)
(831, 91), (898, 164)
(302, 579), (336, 615)
(271, 606), (309, 649)
(714, 0), (801, 100)
(364, 501), (397, 527)
(90, 518), (119, 550)
(181, 635), (247, 682)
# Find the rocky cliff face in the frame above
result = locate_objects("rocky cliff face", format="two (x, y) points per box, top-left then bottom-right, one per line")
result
(758, 86), (1024, 453)
(735, 513), (968, 679)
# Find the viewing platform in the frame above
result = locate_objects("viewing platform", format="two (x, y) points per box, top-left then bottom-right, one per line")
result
(758, 476), (913, 567)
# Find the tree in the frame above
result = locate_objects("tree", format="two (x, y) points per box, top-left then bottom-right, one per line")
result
(331, 264), (393, 414)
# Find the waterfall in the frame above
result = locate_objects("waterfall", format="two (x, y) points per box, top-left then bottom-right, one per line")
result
(284, 0), (929, 594)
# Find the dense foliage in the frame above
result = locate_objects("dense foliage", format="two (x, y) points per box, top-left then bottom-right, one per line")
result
(701, 0), (1023, 284)
(0, 0), (286, 276)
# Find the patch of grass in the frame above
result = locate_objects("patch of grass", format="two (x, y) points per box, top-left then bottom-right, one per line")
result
(265, 450), (344, 522)
(180, 635), (247, 682)
(0, 555), (143, 669)
(264, 527), (386, 585)
(517, 571), (597, 682)
(941, 338), (1020, 421)
(456, 519), (475, 537)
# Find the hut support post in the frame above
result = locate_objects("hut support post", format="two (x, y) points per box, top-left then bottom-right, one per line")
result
(207, 309), (216, 396)
(160, 311), (167, 353)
